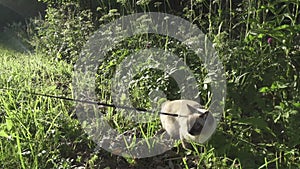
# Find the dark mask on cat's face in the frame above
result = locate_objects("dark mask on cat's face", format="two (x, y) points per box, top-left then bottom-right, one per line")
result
(186, 104), (209, 135)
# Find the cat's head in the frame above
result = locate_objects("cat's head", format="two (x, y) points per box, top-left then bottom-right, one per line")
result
(184, 104), (217, 143)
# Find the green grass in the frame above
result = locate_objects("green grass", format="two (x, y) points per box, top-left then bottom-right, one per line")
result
(1, 0), (300, 168)
(0, 44), (242, 168)
(0, 45), (88, 168)
(0, 44), (298, 168)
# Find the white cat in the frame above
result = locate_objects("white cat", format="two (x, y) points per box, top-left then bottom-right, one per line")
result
(160, 100), (216, 148)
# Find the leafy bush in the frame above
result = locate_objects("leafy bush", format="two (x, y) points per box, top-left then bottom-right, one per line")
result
(31, 2), (94, 63)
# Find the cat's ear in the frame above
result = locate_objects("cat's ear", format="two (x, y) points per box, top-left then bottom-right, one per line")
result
(186, 104), (208, 115)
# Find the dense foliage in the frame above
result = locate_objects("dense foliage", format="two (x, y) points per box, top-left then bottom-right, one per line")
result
(1, 0), (299, 168)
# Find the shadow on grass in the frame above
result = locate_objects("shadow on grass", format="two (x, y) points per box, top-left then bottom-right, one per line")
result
(0, 30), (30, 53)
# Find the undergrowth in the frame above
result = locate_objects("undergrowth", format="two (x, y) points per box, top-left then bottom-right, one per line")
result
(1, 0), (300, 168)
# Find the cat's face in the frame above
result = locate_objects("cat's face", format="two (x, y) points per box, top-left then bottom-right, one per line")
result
(188, 111), (209, 135)
(186, 104), (213, 136)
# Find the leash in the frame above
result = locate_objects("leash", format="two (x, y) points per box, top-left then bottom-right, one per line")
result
(0, 87), (181, 117)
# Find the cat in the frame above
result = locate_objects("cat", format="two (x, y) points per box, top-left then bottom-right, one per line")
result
(160, 100), (216, 149)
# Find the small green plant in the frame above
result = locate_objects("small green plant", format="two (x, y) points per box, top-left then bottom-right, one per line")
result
(31, 2), (94, 64)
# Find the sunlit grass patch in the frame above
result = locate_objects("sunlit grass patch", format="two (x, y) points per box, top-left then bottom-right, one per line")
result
(0, 48), (88, 168)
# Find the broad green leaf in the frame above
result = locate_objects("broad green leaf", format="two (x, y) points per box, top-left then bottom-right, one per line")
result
(6, 119), (13, 131)
(0, 130), (9, 138)
(258, 33), (264, 39)
(259, 87), (269, 93)
(293, 102), (300, 108)
(274, 24), (290, 30)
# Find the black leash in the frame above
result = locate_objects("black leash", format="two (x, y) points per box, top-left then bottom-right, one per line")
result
(0, 87), (180, 117)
